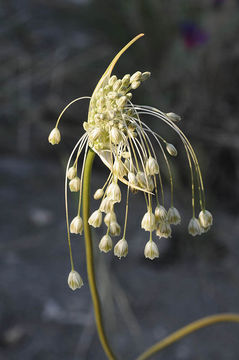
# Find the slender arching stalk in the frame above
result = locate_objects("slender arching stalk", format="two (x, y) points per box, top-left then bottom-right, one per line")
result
(82, 147), (117, 360)
(81, 148), (239, 360)
(135, 313), (239, 360)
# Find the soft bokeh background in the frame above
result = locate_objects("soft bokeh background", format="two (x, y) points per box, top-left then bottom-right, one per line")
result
(1, 0), (239, 359)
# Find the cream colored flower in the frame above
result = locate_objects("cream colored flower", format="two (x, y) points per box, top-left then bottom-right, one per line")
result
(144, 240), (159, 260)
(141, 211), (156, 231)
(70, 216), (83, 234)
(99, 235), (113, 253)
(199, 210), (213, 229)
(48, 127), (61, 145)
(88, 210), (102, 228)
(67, 166), (77, 180)
(69, 177), (81, 192)
(188, 218), (202, 236)
(167, 207), (181, 225)
(156, 222), (172, 238)
(68, 270), (83, 290)
(114, 238), (128, 259)
(155, 205), (167, 223)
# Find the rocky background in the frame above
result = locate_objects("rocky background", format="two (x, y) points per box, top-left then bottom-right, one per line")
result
(1, 1), (239, 359)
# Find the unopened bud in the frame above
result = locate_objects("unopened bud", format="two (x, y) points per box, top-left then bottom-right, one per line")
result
(166, 112), (181, 122)
(166, 143), (178, 157)
(94, 188), (104, 200)
(48, 128), (61, 145)
(67, 166), (77, 180)
(198, 210), (213, 229)
(68, 270), (83, 291)
(130, 71), (142, 82)
(70, 215), (83, 234)
(69, 177), (81, 192)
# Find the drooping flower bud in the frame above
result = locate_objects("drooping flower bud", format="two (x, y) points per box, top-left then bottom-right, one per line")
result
(141, 71), (151, 81)
(110, 127), (123, 144)
(68, 270), (83, 291)
(106, 182), (121, 203)
(109, 221), (121, 236)
(141, 211), (156, 231)
(99, 235), (113, 253)
(144, 240), (159, 260)
(69, 177), (81, 192)
(113, 159), (127, 177)
(99, 197), (114, 213)
(48, 128), (61, 145)
(88, 210), (102, 228)
(104, 211), (117, 227)
(67, 166), (77, 180)
(94, 188), (104, 200)
(146, 156), (159, 175)
(114, 238), (128, 259)
(70, 215), (83, 234)
(156, 221), (172, 238)
(155, 205), (167, 223)
(188, 218), (202, 236)
(166, 112), (181, 122)
(167, 207), (181, 225)
(198, 210), (213, 229)
(166, 143), (178, 157)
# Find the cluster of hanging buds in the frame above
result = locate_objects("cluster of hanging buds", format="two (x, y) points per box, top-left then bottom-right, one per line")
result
(48, 34), (213, 290)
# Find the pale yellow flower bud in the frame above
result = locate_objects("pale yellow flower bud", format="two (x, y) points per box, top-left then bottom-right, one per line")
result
(131, 80), (141, 89)
(146, 156), (159, 175)
(110, 127), (123, 144)
(166, 112), (181, 122)
(136, 171), (147, 188)
(128, 171), (138, 186)
(99, 234), (113, 253)
(113, 79), (122, 92)
(155, 205), (167, 223)
(48, 128), (61, 145)
(94, 188), (104, 200)
(188, 218), (202, 236)
(141, 71), (151, 81)
(109, 221), (121, 236)
(113, 159), (127, 177)
(68, 270), (83, 291)
(70, 215), (83, 234)
(130, 71), (142, 82)
(141, 211), (156, 231)
(116, 96), (128, 109)
(156, 221), (172, 238)
(146, 175), (154, 191)
(114, 238), (128, 259)
(122, 74), (131, 85)
(88, 210), (102, 228)
(166, 143), (178, 157)
(126, 93), (132, 100)
(67, 166), (77, 180)
(104, 211), (117, 226)
(106, 182), (121, 203)
(167, 207), (181, 225)
(69, 177), (81, 192)
(99, 197), (114, 213)
(144, 240), (159, 260)
(198, 210), (213, 229)
(89, 127), (102, 142)
(108, 75), (117, 86)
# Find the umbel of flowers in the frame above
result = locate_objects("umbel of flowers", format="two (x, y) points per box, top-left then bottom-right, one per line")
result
(48, 34), (213, 290)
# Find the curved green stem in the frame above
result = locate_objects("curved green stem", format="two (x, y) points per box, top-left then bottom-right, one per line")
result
(82, 148), (117, 360)
(135, 313), (239, 360)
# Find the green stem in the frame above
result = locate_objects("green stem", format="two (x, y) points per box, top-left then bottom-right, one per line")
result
(82, 148), (117, 360)
(135, 313), (239, 360)
(82, 150), (239, 360)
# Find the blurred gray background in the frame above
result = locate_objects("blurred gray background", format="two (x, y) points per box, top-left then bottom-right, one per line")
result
(1, 0), (239, 359)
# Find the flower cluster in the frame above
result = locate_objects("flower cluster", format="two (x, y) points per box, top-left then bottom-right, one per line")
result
(48, 34), (213, 290)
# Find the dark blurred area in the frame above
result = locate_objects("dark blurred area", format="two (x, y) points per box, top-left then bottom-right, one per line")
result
(1, 0), (239, 359)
